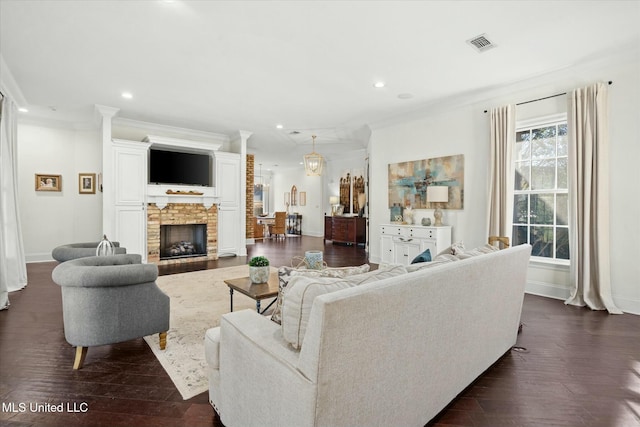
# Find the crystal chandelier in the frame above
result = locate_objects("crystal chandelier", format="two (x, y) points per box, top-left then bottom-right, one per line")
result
(303, 135), (324, 176)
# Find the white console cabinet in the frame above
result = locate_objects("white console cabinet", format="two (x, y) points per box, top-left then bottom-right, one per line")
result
(380, 224), (452, 266)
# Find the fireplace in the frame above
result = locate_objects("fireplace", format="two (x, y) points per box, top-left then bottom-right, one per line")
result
(160, 224), (207, 260)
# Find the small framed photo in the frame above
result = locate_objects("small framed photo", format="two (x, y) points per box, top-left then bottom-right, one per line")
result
(78, 173), (96, 194)
(300, 191), (306, 206)
(35, 174), (62, 192)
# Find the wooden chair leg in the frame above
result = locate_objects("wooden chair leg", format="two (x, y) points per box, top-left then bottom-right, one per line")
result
(73, 346), (88, 370)
(159, 332), (167, 350)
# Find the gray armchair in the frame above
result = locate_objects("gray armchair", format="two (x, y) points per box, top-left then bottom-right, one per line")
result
(52, 241), (126, 262)
(51, 254), (170, 369)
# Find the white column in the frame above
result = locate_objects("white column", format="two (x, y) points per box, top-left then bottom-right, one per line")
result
(94, 104), (119, 238)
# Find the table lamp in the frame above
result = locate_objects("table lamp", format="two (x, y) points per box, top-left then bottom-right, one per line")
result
(427, 186), (449, 226)
(330, 196), (340, 216)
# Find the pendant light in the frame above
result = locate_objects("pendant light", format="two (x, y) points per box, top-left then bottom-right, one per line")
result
(303, 135), (324, 176)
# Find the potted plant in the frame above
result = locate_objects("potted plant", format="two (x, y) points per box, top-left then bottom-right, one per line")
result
(248, 256), (270, 284)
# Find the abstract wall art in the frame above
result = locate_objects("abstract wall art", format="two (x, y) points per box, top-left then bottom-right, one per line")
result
(388, 154), (464, 209)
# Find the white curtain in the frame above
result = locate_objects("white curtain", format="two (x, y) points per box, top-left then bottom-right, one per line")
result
(565, 82), (622, 314)
(487, 105), (515, 240)
(0, 95), (28, 310)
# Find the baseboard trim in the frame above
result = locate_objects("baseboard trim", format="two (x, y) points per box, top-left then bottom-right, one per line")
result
(26, 253), (54, 263)
(525, 280), (570, 301)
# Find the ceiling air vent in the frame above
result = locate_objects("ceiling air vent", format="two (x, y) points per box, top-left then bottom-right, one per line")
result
(466, 34), (496, 53)
(289, 130), (301, 135)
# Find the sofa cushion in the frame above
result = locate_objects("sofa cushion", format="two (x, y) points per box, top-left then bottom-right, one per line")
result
(281, 265), (407, 350)
(411, 248), (431, 264)
(204, 327), (221, 370)
(451, 241), (466, 255)
(270, 264), (370, 324)
(455, 244), (500, 260)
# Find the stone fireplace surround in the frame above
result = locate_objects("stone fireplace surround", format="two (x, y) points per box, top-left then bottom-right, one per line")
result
(147, 202), (218, 265)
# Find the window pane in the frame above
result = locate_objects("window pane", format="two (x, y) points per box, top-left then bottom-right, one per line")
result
(556, 193), (568, 225)
(530, 194), (554, 225)
(531, 159), (556, 190)
(531, 126), (556, 159)
(530, 226), (553, 258)
(513, 194), (529, 224)
(515, 130), (531, 161)
(557, 157), (567, 189)
(512, 119), (570, 261)
(557, 123), (568, 156)
(556, 227), (570, 259)
(512, 225), (528, 246)
(514, 161), (530, 190)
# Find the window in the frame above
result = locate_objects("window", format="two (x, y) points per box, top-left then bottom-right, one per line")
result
(513, 116), (569, 261)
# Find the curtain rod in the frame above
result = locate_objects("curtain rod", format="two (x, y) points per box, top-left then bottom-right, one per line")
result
(483, 80), (613, 113)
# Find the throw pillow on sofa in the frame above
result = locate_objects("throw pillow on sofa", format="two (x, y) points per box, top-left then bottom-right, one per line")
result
(411, 248), (431, 264)
(271, 264), (370, 324)
(281, 265), (407, 350)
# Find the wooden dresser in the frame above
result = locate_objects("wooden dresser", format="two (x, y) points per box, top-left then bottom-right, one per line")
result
(324, 216), (366, 246)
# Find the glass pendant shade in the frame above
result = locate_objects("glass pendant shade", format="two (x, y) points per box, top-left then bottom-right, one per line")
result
(304, 135), (324, 176)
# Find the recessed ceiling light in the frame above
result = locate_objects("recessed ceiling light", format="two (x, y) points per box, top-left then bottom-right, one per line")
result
(373, 81), (385, 88)
(18, 107), (28, 113)
(121, 92), (133, 99)
(276, 124), (283, 129)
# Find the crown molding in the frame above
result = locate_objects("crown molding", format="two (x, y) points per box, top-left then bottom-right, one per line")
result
(113, 116), (230, 145)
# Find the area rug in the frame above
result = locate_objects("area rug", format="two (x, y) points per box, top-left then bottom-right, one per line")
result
(143, 264), (277, 400)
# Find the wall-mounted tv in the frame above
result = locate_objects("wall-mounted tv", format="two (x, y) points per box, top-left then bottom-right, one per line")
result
(149, 149), (211, 186)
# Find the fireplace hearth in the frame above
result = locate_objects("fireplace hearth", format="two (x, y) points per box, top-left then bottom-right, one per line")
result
(160, 224), (207, 260)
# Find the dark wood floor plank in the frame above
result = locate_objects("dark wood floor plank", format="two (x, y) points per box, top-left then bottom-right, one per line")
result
(1, 236), (639, 427)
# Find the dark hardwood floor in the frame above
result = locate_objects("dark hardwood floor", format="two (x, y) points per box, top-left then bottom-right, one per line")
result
(1, 236), (639, 427)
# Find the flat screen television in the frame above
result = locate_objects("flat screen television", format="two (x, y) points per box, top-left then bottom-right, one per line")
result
(149, 149), (211, 186)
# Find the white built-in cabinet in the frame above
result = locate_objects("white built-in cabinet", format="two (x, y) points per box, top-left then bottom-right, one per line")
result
(380, 224), (452, 265)
(214, 152), (241, 256)
(112, 139), (151, 262)
(106, 134), (243, 261)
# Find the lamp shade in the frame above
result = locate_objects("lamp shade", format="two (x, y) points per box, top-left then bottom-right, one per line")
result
(329, 196), (339, 205)
(427, 186), (449, 203)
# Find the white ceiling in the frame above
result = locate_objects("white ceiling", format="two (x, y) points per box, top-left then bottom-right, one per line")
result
(1, 1), (639, 170)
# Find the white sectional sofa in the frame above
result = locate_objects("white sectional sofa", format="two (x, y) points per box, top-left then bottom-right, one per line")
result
(205, 244), (532, 427)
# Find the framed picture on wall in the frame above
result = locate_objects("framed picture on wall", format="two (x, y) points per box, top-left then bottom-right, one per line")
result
(35, 174), (62, 192)
(78, 173), (96, 194)
(300, 191), (306, 206)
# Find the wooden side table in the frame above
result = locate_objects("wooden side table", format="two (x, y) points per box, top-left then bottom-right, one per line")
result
(224, 273), (279, 315)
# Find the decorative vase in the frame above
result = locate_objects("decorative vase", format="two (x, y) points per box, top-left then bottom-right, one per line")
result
(421, 217), (431, 226)
(404, 207), (413, 225)
(249, 266), (270, 284)
(390, 203), (403, 222)
(305, 250), (324, 270)
(96, 234), (115, 256)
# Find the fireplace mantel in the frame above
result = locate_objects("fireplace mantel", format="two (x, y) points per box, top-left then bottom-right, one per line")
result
(147, 184), (219, 210)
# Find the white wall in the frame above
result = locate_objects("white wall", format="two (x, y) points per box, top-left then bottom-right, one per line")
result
(369, 52), (640, 314)
(17, 123), (102, 261)
(272, 167), (325, 237)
